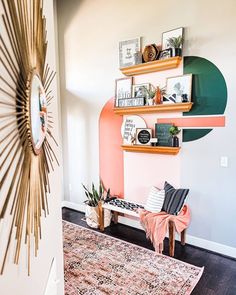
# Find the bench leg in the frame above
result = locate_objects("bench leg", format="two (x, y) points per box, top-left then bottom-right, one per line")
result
(169, 220), (175, 257)
(181, 229), (186, 245)
(159, 242), (163, 254)
(98, 202), (104, 232)
(113, 211), (119, 224)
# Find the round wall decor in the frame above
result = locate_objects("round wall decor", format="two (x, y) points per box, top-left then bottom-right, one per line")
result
(142, 44), (160, 62)
(121, 115), (147, 145)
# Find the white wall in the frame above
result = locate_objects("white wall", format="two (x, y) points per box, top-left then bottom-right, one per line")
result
(0, 1), (64, 294)
(57, 0), (236, 252)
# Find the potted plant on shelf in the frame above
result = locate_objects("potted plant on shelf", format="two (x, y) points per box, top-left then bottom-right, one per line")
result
(167, 36), (183, 57)
(169, 126), (181, 147)
(82, 182), (111, 228)
(146, 85), (166, 105)
(146, 88), (156, 106)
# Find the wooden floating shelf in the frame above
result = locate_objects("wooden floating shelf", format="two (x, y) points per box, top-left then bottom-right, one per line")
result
(114, 102), (193, 115)
(122, 145), (180, 155)
(120, 57), (182, 76)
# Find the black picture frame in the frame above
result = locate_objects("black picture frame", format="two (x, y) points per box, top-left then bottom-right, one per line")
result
(159, 48), (172, 60)
(135, 128), (152, 146)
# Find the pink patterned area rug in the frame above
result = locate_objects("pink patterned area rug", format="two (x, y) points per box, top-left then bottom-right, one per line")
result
(63, 221), (203, 295)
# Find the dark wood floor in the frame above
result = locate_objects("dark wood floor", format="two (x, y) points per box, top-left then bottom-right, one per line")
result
(62, 207), (236, 295)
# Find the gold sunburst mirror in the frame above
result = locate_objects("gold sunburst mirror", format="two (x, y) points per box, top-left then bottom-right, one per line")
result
(0, 0), (58, 275)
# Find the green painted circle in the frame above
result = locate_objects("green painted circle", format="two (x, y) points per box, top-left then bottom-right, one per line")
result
(183, 56), (227, 142)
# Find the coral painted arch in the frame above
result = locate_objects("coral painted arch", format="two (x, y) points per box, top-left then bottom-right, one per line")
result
(99, 97), (124, 197)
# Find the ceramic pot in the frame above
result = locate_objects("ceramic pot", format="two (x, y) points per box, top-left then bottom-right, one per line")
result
(154, 87), (162, 104)
(173, 48), (182, 57)
(172, 136), (179, 147)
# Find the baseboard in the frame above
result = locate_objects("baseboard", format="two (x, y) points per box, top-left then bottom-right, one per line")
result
(62, 201), (85, 212)
(62, 201), (236, 259)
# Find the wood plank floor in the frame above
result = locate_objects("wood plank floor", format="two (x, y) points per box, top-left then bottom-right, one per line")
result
(62, 208), (236, 295)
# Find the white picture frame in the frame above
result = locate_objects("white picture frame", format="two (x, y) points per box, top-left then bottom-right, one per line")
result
(166, 74), (192, 103)
(115, 77), (133, 107)
(119, 37), (141, 68)
(162, 27), (184, 50)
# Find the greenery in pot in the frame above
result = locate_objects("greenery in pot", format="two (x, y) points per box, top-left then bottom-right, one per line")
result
(167, 35), (183, 57)
(169, 126), (181, 136)
(82, 181), (104, 207)
(169, 126), (181, 147)
(167, 36), (183, 48)
(146, 85), (166, 99)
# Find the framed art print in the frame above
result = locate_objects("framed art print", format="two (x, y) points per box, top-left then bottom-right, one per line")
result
(119, 37), (141, 68)
(132, 83), (150, 99)
(115, 77), (133, 106)
(159, 48), (172, 60)
(162, 27), (184, 50)
(166, 74), (192, 103)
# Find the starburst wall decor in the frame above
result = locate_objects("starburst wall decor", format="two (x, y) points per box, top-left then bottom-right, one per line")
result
(0, 0), (58, 275)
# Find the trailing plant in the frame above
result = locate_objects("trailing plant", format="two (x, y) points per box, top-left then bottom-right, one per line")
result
(82, 181), (104, 207)
(169, 126), (181, 136)
(167, 36), (183, 48)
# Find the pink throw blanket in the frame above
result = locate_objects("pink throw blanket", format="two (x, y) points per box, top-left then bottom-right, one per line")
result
(139, 205), (191, 253)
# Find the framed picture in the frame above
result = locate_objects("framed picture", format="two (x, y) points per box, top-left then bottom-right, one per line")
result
(115, 77), (133, 106)
(135, 128), (152, 146)
(119, 37), (141, 68)
(166, 74), (192, 103)
(162, 27), (184, 50)
(159, 48), (172, 60)
(132, 83), (150, 99)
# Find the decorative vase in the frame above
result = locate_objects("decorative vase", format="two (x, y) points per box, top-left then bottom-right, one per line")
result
(173, 48), (182, 57)
(154, 87), (162, 104)
(172, 136), (179, 147)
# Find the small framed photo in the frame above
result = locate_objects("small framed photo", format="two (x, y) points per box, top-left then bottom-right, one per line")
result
(162, 27), (184, 50)
(115, 77), (133, 106)
(159, 48), (172, 60)
(132, 83), (150, 98)
(119, 37), (141, 68)
(166, 74), (192, 103)
(135, 128), (152, 145)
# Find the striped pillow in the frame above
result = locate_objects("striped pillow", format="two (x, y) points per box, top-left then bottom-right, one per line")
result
(145, 186), (165, 213)
(162, 182), (189, 215)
